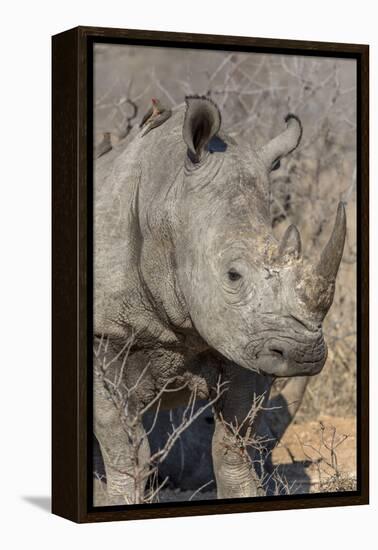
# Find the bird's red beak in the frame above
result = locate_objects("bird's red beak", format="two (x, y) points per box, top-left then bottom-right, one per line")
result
(152, 98), (157, 104)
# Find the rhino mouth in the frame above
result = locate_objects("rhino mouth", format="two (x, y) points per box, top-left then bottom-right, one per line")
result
(253, 336), (327, 377)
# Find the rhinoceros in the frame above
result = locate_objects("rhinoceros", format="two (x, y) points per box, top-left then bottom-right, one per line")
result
(94, 96), (346, 503)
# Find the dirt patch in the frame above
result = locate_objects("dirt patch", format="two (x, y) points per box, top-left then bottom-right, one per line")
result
(272, 415), (356, 494)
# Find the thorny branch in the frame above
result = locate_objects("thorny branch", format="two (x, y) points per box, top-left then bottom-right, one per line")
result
(295, 422), (355, 492)
(94, 336), (228, 504)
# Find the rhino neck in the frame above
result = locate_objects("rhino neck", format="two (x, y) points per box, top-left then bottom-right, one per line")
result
(94, 167), (181, 348)
(119, 174), (208, 353)
(94, 106), (210, 353)
(137, 200), (206, 350)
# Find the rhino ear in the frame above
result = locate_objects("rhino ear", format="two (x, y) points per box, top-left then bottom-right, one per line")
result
(183, 96), (221, 163)
(258, 114), (302, 172)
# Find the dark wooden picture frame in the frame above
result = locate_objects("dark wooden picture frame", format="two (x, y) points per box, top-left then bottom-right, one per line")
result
(52, 26), (369, 523)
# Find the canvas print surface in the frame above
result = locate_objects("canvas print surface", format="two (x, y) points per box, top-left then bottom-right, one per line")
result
(92, 44), (357, 506)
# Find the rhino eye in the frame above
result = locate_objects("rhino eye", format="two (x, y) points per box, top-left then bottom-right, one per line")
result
(228, 269), (242, 282)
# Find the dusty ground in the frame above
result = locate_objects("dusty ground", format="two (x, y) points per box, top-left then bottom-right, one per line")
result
(93, 415), (356, 505)
(271, 415), (356, 494)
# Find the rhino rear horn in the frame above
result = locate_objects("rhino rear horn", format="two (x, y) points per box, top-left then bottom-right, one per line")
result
(316, 202), (347, 280)
(259, 114), (302, 171)
(279, 224), (302, 261)
(183, 96), (221, 163)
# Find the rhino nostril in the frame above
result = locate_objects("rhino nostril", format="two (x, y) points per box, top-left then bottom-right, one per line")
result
(269, 347), (285, 359)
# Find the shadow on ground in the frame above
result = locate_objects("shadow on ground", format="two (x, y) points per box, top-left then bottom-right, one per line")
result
(22, 496), (51, 513)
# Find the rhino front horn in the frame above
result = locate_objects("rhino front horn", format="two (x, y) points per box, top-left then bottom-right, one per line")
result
(259, 114), (303, 171)
(317, 202), (347, 280)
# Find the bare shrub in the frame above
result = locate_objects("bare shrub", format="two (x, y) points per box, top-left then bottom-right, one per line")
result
(297, 421), (357, 492)
(217, 394), (296, 496)
(93, 336), (228, 504)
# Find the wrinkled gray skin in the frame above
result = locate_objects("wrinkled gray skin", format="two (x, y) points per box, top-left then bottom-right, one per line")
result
(94, 97), (346, 502)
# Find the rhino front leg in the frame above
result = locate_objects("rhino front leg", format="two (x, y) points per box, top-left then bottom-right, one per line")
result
(93, 364), (151, 505)
(212, 416), (264, 498)
(211, 363), (273, 499)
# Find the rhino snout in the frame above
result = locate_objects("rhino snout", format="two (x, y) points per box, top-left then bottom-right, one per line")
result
(254, 335), (327, 377)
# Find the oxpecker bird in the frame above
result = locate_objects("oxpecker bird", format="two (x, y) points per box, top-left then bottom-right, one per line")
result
(95, 132), (112, 159)
(139, 98), (172, 137)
